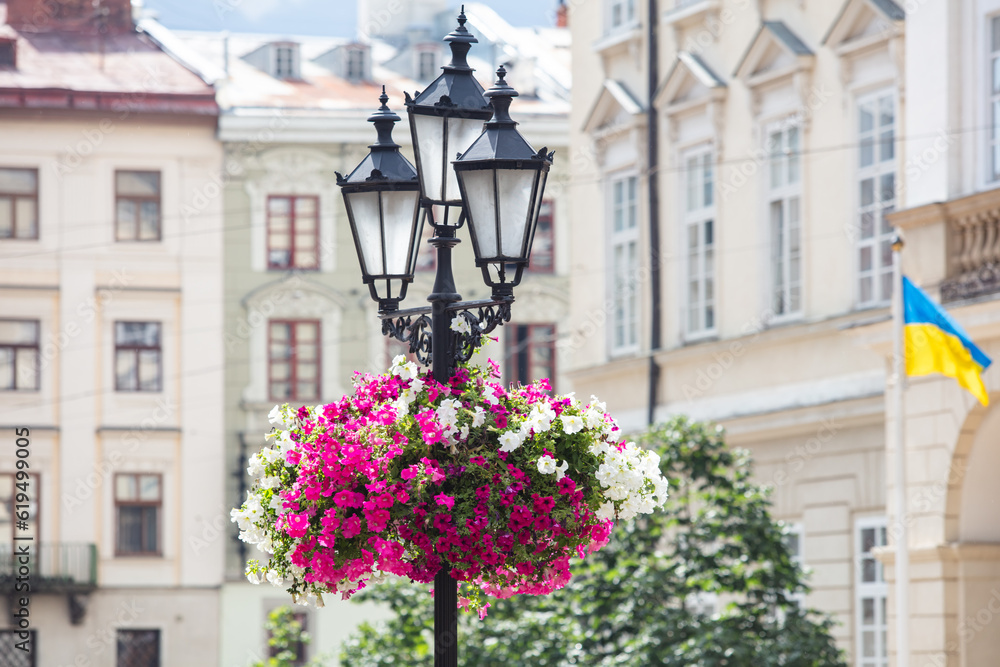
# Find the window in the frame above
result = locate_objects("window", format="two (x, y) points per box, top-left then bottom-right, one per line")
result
(0, 320), (39, 391)
(0, 167), (38, 239)
(0, 40), (15, 68)
(117, 629), (160, 667)
(115, 322), (162, 392)
(609, 0), (636, 30)
(0, 472), (40, 544)
(274, 44), (298, 79)
(610, 175), (639, 354)
(269, 320), (321, 402)
(346, 47), (367, 81)
(267, 195), (319, 270)
(115, 171), (161, 241)
(115, 474), (161, 556)
(504, 324), (556, 389)
(682, 147), (715, 336)
(856, 518), (888, 667)
(418, 50), (437, 80)
(857, 92), (896, 306)
(269, 610), (308, 666)
(784, 523), (805, 608)
(768, 123), (802, 317)
(528, 200), (554, 273)
(991, 17), (1000, 182)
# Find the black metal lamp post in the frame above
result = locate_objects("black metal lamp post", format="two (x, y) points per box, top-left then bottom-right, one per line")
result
(337, 11), (553, 667)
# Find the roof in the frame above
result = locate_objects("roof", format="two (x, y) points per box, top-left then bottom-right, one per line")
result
(822, 0), (905, 46)
(870, 0), (906, 21)
(581, 79), (644, 133)
(763, 21), (814, 56)
(0, 5), (217, 114)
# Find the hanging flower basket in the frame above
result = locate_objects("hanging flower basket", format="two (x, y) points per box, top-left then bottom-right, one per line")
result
(232, 352), (668, 614)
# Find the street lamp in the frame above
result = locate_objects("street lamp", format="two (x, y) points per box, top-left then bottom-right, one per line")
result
(337, 12), (553, 667)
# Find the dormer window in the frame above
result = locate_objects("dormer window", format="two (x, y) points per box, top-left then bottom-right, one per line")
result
(271, 42), (300, 80)
(416, 47), (438, 81)
(609, 0), (636, 31)
(345, 45), (368, 81)
(0, 39), (15, 68)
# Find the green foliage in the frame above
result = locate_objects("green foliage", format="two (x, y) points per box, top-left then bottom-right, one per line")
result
(251, 606), (312, 667)
(339, 417), (847, 667)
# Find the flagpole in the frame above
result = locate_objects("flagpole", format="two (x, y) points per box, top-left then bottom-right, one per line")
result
(891, 232), (910, 667)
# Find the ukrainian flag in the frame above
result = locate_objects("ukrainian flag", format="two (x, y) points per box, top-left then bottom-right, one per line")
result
(903, 277), (992, 406)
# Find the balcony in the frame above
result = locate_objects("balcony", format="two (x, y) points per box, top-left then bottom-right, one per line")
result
(891, 188), (1000, 302)
(0, 542), (97, 593)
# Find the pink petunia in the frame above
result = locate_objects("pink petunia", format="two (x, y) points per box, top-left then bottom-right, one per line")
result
(285, 514), (310, 538)
(435, 493), (455, 510)
(342, 514), (362, 538)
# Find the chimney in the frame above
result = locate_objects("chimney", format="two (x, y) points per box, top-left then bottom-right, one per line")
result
(556, 0), (568, 28)
(6, 0), (135, 33)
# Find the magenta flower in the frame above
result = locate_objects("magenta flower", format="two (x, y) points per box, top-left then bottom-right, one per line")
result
(342, 514), (362, 538)
(285, 514), (310, 538)
(435, 493), (455, 510)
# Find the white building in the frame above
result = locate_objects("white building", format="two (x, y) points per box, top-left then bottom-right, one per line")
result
(0, 0), (225, 665)
(567, 0), (1000, 665)
(158, 2), (573, 664)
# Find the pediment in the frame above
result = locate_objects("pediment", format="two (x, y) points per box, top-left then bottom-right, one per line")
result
(582, 80), (645, 134)
(823, 0), (905, 52)
(734, 21), (814, 84)
(656, 51), (726, 111)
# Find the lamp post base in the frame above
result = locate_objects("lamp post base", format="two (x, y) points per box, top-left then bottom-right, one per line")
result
(434, 568), (459, 667)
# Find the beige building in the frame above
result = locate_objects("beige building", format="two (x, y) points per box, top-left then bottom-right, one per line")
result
(163, 2), (573, 663)
(0, 0), (225, 665)
(567, 0), (1000, 665)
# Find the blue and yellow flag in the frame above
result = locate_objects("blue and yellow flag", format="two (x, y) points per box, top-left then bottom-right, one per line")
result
(903, 277), (992, 406)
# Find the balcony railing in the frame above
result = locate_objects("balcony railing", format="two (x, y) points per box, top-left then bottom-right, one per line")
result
(891, 188), (1000, 302)
(0, 542), (97, 592)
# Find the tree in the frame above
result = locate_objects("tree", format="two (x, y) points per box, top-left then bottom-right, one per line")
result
(339, 417), (847, 666)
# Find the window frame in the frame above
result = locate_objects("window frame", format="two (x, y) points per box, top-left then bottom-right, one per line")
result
(765, 120), (803, 320)
(784, 522), (806, 608)
(267, 319), (322, 403)
(988, 15), (1000, 183)
(608, 172), (641, 357)
(0, 318), (40, 391)
(114, 170), (162, 242)
(114, 321), (163, 393)
(855, 88), (897, 309)
(0, 167), (39, 240)
(268, 609), (309, 666)
(527, 199), (555, 274)
(680, 144), (716, 340)
(417, 48), (438, 81)
(504, 323), (557, 390)
(272, 43), (299, 80)
(345, 46), (368, 81)
(855, 516), (889, 667)
(116, 628), (162, 667)
(266, 194), (320, 271)
(114, 472), (163, 557)
(0, 471), (41, 546)
(607, 0), (637, 32)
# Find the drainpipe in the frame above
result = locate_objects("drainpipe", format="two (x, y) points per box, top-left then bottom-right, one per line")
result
(646, 0), (661, 427)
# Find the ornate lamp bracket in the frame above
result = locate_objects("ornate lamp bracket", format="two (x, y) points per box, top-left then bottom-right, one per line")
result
(380, 298), (512, 367)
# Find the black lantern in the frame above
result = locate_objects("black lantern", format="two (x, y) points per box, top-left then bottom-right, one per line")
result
(454, 66), (553, 301)
(405, 6), (493, 220)
(336, 88), (423, 313)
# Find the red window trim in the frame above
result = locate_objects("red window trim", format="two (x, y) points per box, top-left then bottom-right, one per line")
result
(268, 319), (322, 402)
(114, 472), (163, 557)
(114, 169), (162, 242)
(114, 321), (163, 393)
(0, 318), (40, 391)
(504, 323), (557, 390)
(267, 195), (320, 271)
(0, 166), (39, 240)
(527, 199), (554, 274)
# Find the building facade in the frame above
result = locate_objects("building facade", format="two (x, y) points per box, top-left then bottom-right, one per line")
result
(165, 2), (573, 663)
(567, 0), (1000, 665)
(0, 0), (225, 665)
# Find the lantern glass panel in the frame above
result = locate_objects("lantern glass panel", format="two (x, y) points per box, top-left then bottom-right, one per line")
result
(498, 169), (536, 257)
(382, 190), (420, 274)
(413, 114), (445, 201)
(346, 191), (383, 274)
(460, 169), (498, 256)
(445, 117), (488, 201)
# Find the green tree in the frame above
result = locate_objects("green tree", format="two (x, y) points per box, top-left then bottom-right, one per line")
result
(251, 606), (312, 667)
(340, 417), (847, 666)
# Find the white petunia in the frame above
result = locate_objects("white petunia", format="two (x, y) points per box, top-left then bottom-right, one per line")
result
(561, 415), (584, 434)
(595, 501), (616, 521)
(472, 406), (486, 427)
(259, 476), (281, 490)
(537, 455), (557, 475)
(499, 431), (522, 453)
(247, 453), (265, 478)
(450, 316), (472, 334)
(555, 459), (569, 481)
(268, 405), (294, 428)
